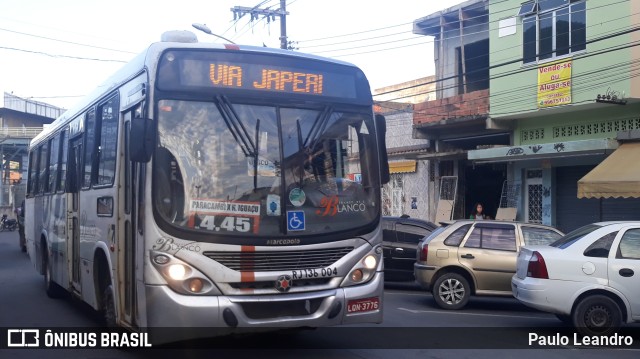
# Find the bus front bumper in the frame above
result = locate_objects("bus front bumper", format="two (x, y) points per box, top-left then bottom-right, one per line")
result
(144, 272), (383, 343)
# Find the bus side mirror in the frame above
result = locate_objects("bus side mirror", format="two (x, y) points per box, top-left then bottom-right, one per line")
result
(375, 114), (390, 185)
(130, 117), (156, 163)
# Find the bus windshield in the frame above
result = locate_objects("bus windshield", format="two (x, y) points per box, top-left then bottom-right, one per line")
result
(153, 98), (380, 239)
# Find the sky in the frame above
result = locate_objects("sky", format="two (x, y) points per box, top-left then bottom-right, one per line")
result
(0, 0), (467, 109)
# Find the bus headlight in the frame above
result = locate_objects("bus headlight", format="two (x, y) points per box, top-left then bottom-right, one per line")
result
(168, 264), (187, 280)
(363, 255), (377, 269)
(341, 246), (381, 287)
(150, 251), (221, 295)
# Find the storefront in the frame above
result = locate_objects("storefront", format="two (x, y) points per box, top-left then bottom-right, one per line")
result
(468, 138), (640, 232)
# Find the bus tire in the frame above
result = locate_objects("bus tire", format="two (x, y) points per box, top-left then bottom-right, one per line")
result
(103, 284), (117, 328)
(44, 246), (64, 298)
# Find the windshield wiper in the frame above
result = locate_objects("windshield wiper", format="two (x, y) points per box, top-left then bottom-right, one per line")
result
(214, 95), (257, 157)
(304, 106), (332, 151)
(254, 119), (260, 191)
(296, 119), (304, 187)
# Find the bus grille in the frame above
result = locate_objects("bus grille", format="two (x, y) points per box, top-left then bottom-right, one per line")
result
(203, 247), (354, 272)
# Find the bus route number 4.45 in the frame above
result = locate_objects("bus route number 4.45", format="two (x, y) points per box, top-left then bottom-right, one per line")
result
(198, 216), (251, 232)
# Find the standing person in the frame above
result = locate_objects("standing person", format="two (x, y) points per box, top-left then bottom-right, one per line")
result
(469, 202), (491, 220)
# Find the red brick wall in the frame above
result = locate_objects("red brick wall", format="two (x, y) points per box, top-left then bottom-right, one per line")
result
(413, 89), (489, 125)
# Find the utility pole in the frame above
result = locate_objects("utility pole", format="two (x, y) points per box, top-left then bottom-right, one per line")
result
(231, 0), (290, 50)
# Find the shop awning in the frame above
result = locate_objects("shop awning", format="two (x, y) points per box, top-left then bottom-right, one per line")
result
(389, 160), (417, 174)
(468, 138), (619, 163)
(578, 142), (640, 198)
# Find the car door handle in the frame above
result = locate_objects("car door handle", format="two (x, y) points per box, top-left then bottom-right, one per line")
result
(461, 254), (475, 259)
(394, 248), (404, 253)
(619, 268), (634, 277)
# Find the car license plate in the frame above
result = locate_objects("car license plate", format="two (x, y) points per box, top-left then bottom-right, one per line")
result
(347, 297), (380, 313)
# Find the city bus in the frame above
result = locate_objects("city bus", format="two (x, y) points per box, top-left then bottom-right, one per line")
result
(25, 30), (390, 343)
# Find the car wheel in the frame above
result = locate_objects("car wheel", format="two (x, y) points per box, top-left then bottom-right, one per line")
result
(103, 284), (117, 328)
(432, 272), (470, 310)
(44, 248), (64, 298)
(572, 295), (622, 336)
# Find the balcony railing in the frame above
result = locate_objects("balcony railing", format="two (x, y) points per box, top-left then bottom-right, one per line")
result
(0, 127), (44, 139)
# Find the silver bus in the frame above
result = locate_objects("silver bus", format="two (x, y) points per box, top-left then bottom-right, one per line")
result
(26, 30), (390, 343)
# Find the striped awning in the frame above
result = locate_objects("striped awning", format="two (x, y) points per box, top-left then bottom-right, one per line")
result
(389, 160), (417, 174)
(578, 142), (640, 198)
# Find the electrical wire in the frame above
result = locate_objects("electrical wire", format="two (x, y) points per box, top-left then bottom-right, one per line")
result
(307, 0), (627, 58)
(377, 36), (640, 118)
(0, 46), (127, 63)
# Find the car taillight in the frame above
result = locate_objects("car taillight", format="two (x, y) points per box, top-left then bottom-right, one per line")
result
(419, 243), (428, 262)
(527, 251), (549, 279)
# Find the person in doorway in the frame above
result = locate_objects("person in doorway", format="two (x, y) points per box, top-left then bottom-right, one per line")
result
(469, 202), (491, 220)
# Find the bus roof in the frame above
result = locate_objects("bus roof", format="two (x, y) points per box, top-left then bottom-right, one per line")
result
(32, 31), (366, 146)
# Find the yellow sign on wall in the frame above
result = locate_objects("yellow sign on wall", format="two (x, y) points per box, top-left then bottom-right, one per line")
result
(537, 59), (572, 108)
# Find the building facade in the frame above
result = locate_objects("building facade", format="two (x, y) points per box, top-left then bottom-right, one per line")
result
(412, 0), (511, 222)
(374, 78), (435, 221)
(466, 0), (640, 232)
(0, 92), (61, 209)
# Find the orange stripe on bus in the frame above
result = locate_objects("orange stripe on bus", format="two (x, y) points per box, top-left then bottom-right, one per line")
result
(240, 246), (255, 282)
(241, 272), (255, 282)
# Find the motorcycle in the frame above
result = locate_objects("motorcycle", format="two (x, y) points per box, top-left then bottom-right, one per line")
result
(0, 214), (18, 231)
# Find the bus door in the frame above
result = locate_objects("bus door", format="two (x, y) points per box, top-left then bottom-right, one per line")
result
(67, 135), (83, 293)
(119, 108), (139, 326)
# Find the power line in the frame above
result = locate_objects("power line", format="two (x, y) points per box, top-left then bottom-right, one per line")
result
(0, 46), (127, 63)
(307, 0), (626, 58)
(297, 0), (517, 51)
(373, 9), (638, 99)
(377, 33), (640, 117)
(0, 27), (137, 55)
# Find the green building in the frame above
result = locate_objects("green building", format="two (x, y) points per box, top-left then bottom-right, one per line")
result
(468, 0), (640, 232)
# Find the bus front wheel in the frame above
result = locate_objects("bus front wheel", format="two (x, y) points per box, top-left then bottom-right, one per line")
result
(103, 284), (117, 327)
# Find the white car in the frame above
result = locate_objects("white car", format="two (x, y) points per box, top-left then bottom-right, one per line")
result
(512, 221), (640, 336)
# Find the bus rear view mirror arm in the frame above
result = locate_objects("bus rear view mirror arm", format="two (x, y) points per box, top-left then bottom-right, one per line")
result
(131, 117), (156, 162)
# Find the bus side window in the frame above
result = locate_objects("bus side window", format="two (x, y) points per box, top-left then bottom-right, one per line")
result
(27, 150), (37, 197)
(38, 142), (50, 195)
(47, 135), (60, 193)
(57, 131), (68, 193)
(96, 95), (119, 186)
(83, 109), (97, 189)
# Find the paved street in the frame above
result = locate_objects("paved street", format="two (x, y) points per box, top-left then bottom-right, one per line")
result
(1, 230), (638, 359)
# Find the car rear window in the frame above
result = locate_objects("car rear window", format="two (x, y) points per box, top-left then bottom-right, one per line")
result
(521, 226), (563, 246)
(443, 224), (471, 246)
(584, 231), (618, 258)
(423, 226), (447, 244)
(550, 224), (602, 249)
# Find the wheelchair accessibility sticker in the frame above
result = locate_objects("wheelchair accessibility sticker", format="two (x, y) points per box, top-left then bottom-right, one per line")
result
(287, 211), (305, 231)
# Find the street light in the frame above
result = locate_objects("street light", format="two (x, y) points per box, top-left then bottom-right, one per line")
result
(191, 23), (236, 44)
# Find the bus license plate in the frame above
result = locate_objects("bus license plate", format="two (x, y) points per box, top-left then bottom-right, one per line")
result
(347, 297), (380, 313)
(291, 267), (337, 279)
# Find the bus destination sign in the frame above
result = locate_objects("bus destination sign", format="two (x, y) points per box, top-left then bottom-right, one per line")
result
(159, 52), (360, 99)
(209, 64), (324, 95)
